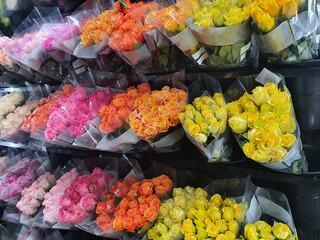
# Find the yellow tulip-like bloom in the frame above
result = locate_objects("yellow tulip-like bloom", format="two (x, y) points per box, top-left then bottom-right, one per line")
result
(274, 100), (292, 116)
(184, 233), (197, 240)
(250, 3), (275, 32)
(200, 122), (209, 134)
(260, 103), (273, 113)
(246, 113), (260, 129)
(189, 124), (201, 136)
(159, 204), (169, 218)
(281, 133), (296, 148)
(214, 93), (225, 107)
(163, 215), (175, 229)
(261, 232), (276, 240)
(209, 121), (221, 137)
(227, 102), (243, 117)
(210, 194), (223, 207)
(282, 0), (298, 18)
(184, 119), (195, 128)
(243, 142), (257, 157)
(185, 110), (195, 120)
(173, 188), (184, 197)
(256, 0), (281, 17)
(222, 207), (234, 221)
(196, 208), (210, 222)
(244, 101), (259, 113)
(257, 132), (282, 152)
(185, 104), (196, 113)
(155, 223), (168, 235)
(209, 208), (222, 222)
(229, 115), (248, 134)
(216, 108), (227, 121)
(264, 83), (280, 96)
(229, 220), (240, 234)
(216, 219), (229, 233)
(195, 187), (208, 199)
(248, 128), (264, 144)
(252, 86), (270, 106)
(170, 206), (186, 222)
(206, 223), (220, 238)
(196, 226), (208, 239)
(251, 149), (272, 163)
(224, 231), (236, 240)
(195, 114), (204, 125)
(262, 112), (277, 122)
(205, 217), (212, 226)
(272, 222), (292, 239)
(254, 221), (273, 233)
(223, 198), (236, 207)
(279, 114), (296, 134)
(182, 219), (196, 234)
(195, 133), (208, 143)
(238, 92), (250, 109)
(265, 122), (282, 135)
(166, 198), (175, 208)
(244, 224), (259, 240)
(148, 228), (160, 239)
(174, 195), (187, 209)
(195, 197), (209, 210)
(216, 234), (229, 240)
(170, 223), (183, 239)
(224, 6), (250, 26)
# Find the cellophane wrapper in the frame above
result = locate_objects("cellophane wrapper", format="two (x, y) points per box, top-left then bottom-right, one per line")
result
(128, 71), (188, 152)
(181, 73), (231, 162)
(187, 0), (252, 68)
(0, 31), (21, 73)
(249, 0), (319, 63)
(224, 68), (308, 174)
(96, 72), (150, 153)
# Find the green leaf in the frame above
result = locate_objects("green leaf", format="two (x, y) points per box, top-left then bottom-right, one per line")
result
(133, 42), (144, 50)
(119, 0), (128, 11)
(219, 46), (230, 58)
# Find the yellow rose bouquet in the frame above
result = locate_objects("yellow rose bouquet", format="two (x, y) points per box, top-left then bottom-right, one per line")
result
(244, 221), (296, 240)
(156, 0), (211, 66)
(249, 0), (319, 63)
(188, 0), (252, 68)
(179, 75), (230, 162)
(225, 68), (307, 173)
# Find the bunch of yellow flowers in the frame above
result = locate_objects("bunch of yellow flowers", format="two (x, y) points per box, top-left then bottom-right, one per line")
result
(147, 186), (209, 240)
(244, 221), (295, 240)
(164, 0), (201, 33)
(193, 0), (250, 27)
(227, 83), (297, 164)
(250, 0), (305, 33)
(181, 193), (248, 240)
(179, 94), (227, 144)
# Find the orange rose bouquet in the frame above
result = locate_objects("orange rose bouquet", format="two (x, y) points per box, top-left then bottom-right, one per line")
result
(96, 176), (137, 238)
(129, 85), (187, 151)
(96, 83), (151, 152)
(113, 175), (173, 234)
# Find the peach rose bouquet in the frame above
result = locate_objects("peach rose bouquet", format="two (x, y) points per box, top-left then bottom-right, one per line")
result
(225, 68), (307, 174)
(96, 83), (151, 152)
(129, 85), (187, 151)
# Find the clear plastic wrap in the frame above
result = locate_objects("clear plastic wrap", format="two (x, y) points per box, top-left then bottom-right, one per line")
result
(0, 31), (21, 73)
(3, 7), (68, 80)
(128, 72), (188, 152)
(250, 0), (319, 63)
(225, 68), (308, 174)
(180, 74), (231, 162)
(188, 0), (252, 68)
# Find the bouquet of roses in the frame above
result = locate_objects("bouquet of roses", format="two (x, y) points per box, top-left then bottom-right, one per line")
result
(16, 172), (56, 216)
(128, 85), (187, 152)
(188, 0), (252, 68)
(0, 100), (38, 140)
(59, 167), (113, 225)
(113, 175), (173, 233)
(180, 75), (230, 162)
(0, 159), (42, 201)
(42, 168), (79, 225)
(96, 82), (151, 152)
(244, 221), (295, 240)
(250, 0), (319, 63)
(148, 187), (247, 240)
(95, 176), (137, 237)
(0, 91), (24, 120)
(225, 68), (307, 173)
(22, 84), (74, 138)
(4, 7), (69, 80)
(156, 0), (210, 66)
(0, 32), (20, 72)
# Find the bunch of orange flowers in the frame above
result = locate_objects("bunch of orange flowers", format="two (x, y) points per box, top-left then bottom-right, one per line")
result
(96, 176), (137, 233)
(21, 85), (74, 132)
(99, 83), (150, 134)
(129, 86), (187, 139)
(113, 175), (173, 232)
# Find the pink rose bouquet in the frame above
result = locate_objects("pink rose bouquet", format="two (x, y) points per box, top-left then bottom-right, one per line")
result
(44, 86), (113, 141)
(0, 160), (41, 200)
(0, 91), (24, 119)
(59, 167), (111, 225)
(43, 24), (79, 52)
(0, 36), (16, 69)
(0, 100), (38, 138)
(42, 168), (79, 224)
(16, 172), (56, 215)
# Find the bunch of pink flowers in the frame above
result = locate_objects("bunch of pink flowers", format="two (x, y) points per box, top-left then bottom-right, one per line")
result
(0, 160), (41, 200)
(42, 168), (79, 224)
(59, 167), (111, 225)
(16, 172), (56, 215)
